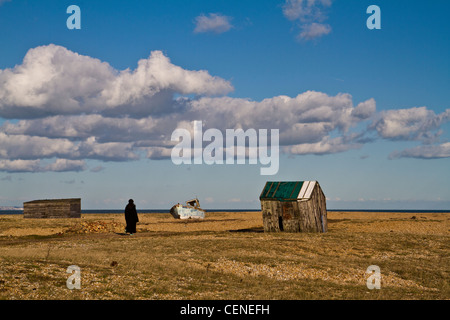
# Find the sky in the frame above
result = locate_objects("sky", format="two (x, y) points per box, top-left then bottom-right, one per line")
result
(0, 0), (449, 210)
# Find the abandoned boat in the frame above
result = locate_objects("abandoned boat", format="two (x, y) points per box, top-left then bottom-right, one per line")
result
(170, 198), (206, 219)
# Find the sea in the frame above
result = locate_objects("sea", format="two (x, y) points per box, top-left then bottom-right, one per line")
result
(0, 209), (449, 215)
(0, 209), (261, 215)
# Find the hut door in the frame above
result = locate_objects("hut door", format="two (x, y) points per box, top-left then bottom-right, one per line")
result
(278, 215), (284, 231)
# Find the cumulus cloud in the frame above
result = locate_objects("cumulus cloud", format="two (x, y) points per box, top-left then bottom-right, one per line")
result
(0, 159), (86, 173)
(372, 107), (450, 159)
(45, 159), (86, 172)
(188, 91), (375, 146)
(0, 160), (41, 173)
(371, 107), (450, 143)
(351, 98), (377, 120)
(194, 13), (233, 34)
(389, 142), (450, 160)
(1, 114), (165, 142)
(0, 45), (233, 119)
(282, 0), (333, 41)
(0, 44), (235, 172)
(0, 132), (76, 160)
(0, 44), (447, 172)
(0, 131), (139, 162)
(0, 45), (232, 171)
(283, 0), (332, 22)
(284, 135), (362, 155)
(77, 137), (139, 162)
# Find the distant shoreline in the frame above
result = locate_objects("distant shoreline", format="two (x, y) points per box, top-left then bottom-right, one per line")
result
(1, 209), (449, 215)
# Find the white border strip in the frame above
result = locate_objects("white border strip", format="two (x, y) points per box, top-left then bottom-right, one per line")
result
(297, 181), (316, 199)
(298, 181), (309, 198)
(304, 181), (316, 199)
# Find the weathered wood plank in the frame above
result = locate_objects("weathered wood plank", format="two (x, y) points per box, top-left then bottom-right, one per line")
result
(23, 198), (81, 219)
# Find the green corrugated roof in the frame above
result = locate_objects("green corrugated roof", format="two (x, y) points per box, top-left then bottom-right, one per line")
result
(259, 181), (305, 201)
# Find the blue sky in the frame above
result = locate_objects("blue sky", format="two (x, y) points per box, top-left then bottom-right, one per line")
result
(0, 0), (449, 210)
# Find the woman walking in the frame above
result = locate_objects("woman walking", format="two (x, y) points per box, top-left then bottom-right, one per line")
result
(124, 199), (139, 235)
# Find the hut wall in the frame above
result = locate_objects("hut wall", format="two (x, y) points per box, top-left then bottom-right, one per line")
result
(261, 200), (279, 232)
(23, 198), (81, 219)
(297, 184), (327, 233)
(261, 200), (301, 232)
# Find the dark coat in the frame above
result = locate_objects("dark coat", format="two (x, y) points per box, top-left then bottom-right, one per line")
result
(124, 203), (139, 233)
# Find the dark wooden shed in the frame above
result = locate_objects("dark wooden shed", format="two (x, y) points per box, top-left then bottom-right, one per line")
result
(260, 181), (327, 233)
(23, 198), (81, 219)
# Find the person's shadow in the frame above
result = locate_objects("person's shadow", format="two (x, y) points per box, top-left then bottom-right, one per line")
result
(114, 232), (131, 236)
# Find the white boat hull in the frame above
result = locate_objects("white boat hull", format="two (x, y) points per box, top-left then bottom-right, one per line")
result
(170, 204), (205, 219)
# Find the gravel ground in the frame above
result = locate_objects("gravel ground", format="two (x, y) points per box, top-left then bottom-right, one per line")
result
(0, 211), (448, 299)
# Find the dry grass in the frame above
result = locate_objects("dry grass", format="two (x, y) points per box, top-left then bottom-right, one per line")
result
(0, 211), (449, 300)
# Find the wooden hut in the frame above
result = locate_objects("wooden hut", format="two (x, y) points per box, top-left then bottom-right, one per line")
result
(259, 181), (327, 233)
(23, 198), (81, 219)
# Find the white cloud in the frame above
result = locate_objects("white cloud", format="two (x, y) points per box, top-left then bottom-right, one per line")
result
(0, 130), (142, 162)
(389, 142), (450, 159)
(351, 98), (377, 120)
(194, 13), (233, 34)
(2, 114), (165, 142)
(0, 44), (447, 173)
(0, 132), (76, 160)
(298, 23), (331, 41)
(0, 45), (114, 117)
(283, 0), (332, 22)
(0, 45), (233, 119)
(371, 107), (450, 143)
(77, 137), (139, 162)
(284, 135), (361, 155)
(373, 107), (450, 160)
(0, 89), (376, 169)
(45, 159), (86, 172)
(2, 88), (376, 150)
(0, 159), (86, 173)
(102, 50), (233, 106)
(145, 147), (173, 160)
(282, 0), (333, 41)
(0, 159), (41, 173)
(188, 91), (374, 146)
